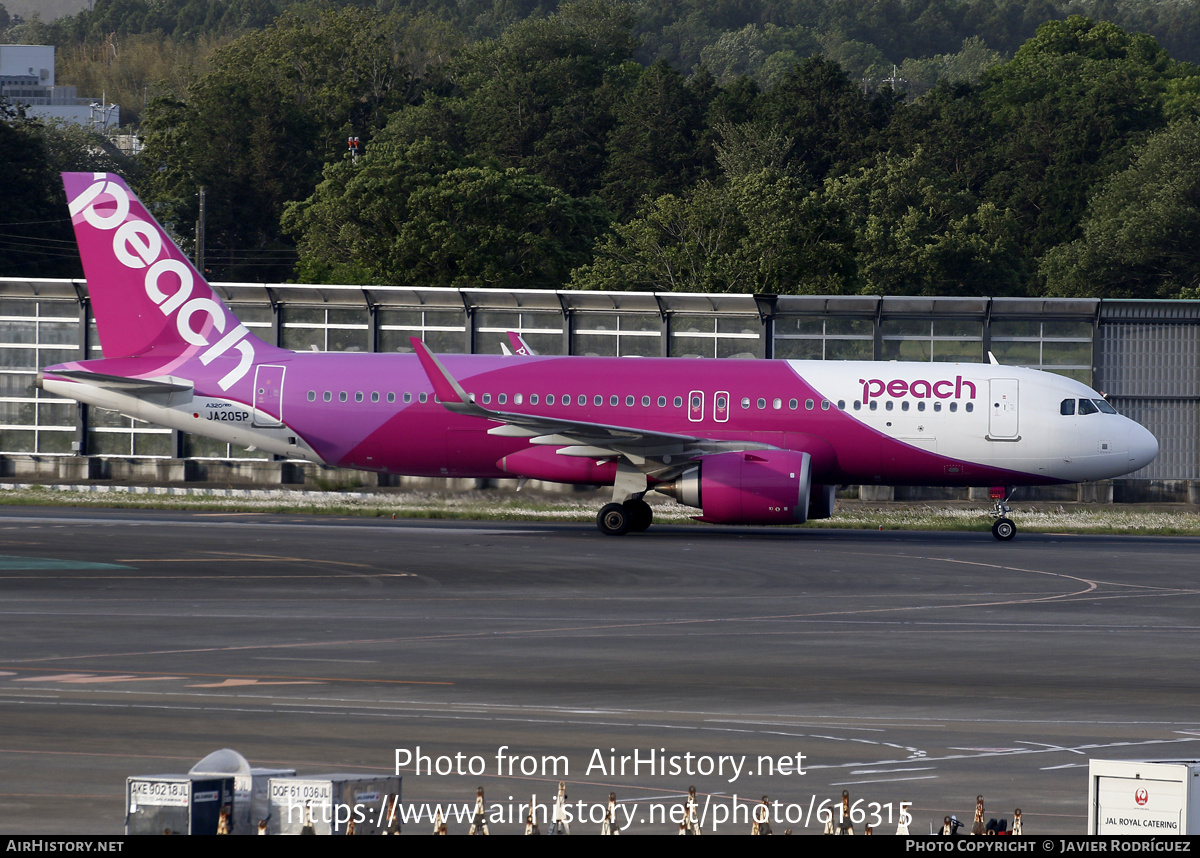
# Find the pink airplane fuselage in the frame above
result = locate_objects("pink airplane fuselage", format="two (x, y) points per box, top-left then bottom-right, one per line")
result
(41, 172), (1159, 519)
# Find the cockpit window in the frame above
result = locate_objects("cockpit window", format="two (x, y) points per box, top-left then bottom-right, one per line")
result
(1094, 399), (1117, 414)
(1060, 399), (1075, 415)
(1078, 398), (1099, 415)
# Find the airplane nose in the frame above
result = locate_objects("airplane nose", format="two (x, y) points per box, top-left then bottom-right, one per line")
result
(1127, 422), (1158, 472)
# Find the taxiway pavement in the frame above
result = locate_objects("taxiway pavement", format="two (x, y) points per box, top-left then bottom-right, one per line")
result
(1, 508), (1197, 834)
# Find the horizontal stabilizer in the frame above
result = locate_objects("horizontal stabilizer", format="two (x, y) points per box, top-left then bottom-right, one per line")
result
(40, 369), (193, 396)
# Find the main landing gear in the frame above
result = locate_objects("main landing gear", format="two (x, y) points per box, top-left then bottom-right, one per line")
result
(596, 498), (653, 536)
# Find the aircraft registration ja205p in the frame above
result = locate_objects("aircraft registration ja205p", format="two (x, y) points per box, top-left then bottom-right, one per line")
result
(39, 173), (1159, 540)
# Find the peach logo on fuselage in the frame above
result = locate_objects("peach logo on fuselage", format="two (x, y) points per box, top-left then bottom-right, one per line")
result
(67, 175), (255, 392)
(859, 376), (977, 402)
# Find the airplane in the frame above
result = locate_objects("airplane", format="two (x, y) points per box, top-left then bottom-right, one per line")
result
(38, 173), (1159, 540)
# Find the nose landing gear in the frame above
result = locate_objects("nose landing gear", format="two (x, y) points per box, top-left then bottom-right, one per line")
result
(991, 515), (1016, 541)
(991, 495), (1016, 541)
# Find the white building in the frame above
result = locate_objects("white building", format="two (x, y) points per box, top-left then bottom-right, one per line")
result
(0, 44), (119, 129)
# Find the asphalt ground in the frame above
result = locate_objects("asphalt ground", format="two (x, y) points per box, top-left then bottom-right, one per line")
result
(1, 507), (1198, 835)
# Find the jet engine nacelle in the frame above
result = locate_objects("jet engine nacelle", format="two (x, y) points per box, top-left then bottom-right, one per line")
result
(656, 450), (813, 525)
(809, 483), (837, 520)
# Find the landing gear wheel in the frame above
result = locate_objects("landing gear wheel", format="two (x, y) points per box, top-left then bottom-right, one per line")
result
(992, 518), (1016, 541)
(597, 502), (631, 536)
(623, 499), (653, 532)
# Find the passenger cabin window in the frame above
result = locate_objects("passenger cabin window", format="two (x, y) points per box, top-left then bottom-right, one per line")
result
(307, 391), (316, 401)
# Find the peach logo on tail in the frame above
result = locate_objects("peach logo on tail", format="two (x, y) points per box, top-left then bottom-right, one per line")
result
(68, 175), (254, 391)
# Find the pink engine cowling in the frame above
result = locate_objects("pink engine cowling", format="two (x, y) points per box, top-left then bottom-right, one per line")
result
(657, 450), (817, 525)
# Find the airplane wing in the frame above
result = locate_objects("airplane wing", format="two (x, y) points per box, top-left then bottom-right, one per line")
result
(410, 338), (775, 471)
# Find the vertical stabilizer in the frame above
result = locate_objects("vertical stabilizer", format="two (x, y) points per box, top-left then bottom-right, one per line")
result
(62, 173), (276, 391)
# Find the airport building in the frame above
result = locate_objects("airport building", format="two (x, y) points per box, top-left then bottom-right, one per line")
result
(0, 278), (1195, 501)
(0, 44), (119, 130)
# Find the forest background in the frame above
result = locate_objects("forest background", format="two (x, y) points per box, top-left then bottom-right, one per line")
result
(2, 0), (1199, 301)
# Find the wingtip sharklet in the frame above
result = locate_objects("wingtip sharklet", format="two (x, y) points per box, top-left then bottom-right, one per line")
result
(409, 337), (468, 406)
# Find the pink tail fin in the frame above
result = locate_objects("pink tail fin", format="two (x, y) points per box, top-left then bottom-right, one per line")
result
(62, 173), (276, 391)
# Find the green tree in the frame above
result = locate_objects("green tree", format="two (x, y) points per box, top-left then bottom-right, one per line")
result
(827, 148), (1024, 296)
(1041, 119), (1200, 298)
(601, 60), (713, 217)
(449, 0), (638, 196)
(0, 116), (76, 278)
(136, 7), (455, 280)
(0, 113), (135, 277)
(752, 55), (895, 182)
(571, 169), (856, 294)
(284, 138), (609, 290)
(698, 23), (815, 86)
(979, 17), (1178, 262)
